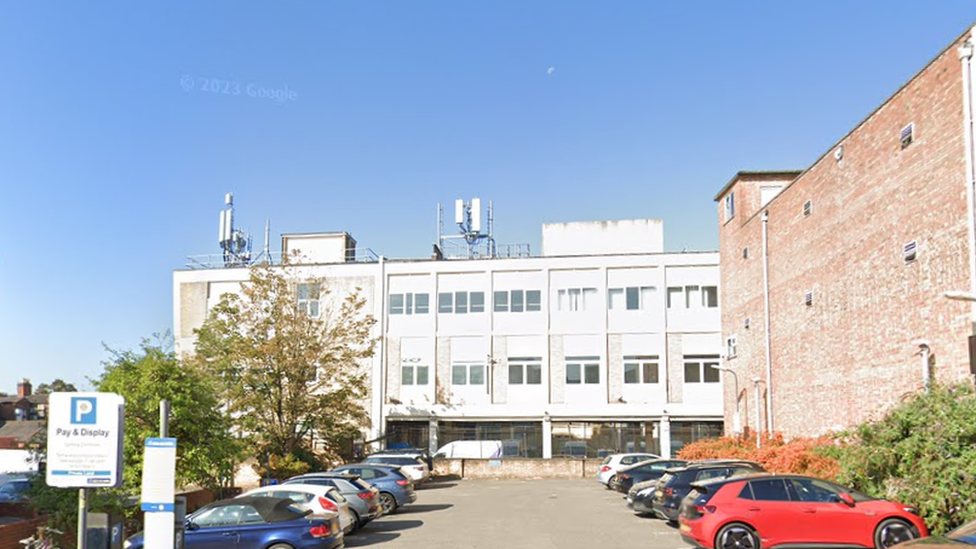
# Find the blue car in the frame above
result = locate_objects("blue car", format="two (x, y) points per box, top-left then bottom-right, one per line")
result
(330, 464), (417, 513)
(124, 496), (343, 549)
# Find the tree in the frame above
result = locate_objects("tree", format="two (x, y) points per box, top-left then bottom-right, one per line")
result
(191, 261), (376, 476)
(94, 335), (242, 497)
(34, 379), (78, 394)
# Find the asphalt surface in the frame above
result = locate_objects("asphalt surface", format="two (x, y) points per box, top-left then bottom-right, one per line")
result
(345, 478), (687, 549)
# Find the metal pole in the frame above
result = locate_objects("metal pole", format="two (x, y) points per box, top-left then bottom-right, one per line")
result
(77, 488), (88, 549)
(754, 380), (762, 449)
(160, 400), (170, 438)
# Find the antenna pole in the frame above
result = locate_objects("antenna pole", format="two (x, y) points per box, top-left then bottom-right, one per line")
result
(264, 220), (271, 264)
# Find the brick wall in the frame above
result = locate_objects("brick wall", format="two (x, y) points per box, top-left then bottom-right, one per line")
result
(717, 29), (974, 437)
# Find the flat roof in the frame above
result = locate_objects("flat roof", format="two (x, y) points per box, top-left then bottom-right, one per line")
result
(713, 170), (802, 202)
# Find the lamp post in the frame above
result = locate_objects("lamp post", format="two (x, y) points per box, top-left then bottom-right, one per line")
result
(712, 366), (740, 436)
(752, 377), (766, 448)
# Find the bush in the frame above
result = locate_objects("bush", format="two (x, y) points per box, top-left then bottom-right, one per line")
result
(837, 383), (976, 535)
(677, 433), (841, 479)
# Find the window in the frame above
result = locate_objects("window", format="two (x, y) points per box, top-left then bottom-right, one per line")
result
(389, 293), (430, 315)
(508, 357), (542, 385)
(297, 283), (320, 318)
(684, 355), (721, 384)
(566, 356), (600, 385)
(401, 362), (429, 386)
(901, 122), (914, 149)
(745, 479), (790, 501)
(803, 200), (813, 216)
(438, 291), (486, 314)
(624, 356), (659, 384)
(439, 292), (453, 314)
(904, 241), (917, 263)
(667, 286), (718, 309)
(743, 247), (749, 259)
(608, 286), (657, 310)
(724, 192), (735, 221)
(495, 290), (543, 313)
(726, 336), (737, 359)
(452, 363), (485, 386)
(556, 288), (598, 312)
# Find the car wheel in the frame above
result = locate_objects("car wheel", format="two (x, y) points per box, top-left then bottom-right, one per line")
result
(380, 492), (398, 514)
(874, 518), (917, 549)
(716, 523), (760, 549)
(268, 544), (295, 549)
(606, 475), (616, 489)
(351, 509), (362, 530)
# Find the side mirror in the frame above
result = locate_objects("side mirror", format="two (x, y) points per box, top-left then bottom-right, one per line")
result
(185, 520), (198, 531)
(838, 493), (855, 507)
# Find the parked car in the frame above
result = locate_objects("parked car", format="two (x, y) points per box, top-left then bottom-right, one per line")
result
(283, 472), (382, 527)
(434, 440), (503, 459)
(380, 447), (433, 470)
(594, 453), (661, 488)
(240, 484), (356, 535)
(615, 459), (687, 493)
(123, 496), (343, 549)
(650, 460), (765, 523)
(890, 517), (976, 549)
(331, 464), (417, 513)
(0, 476), (31, 502)
(678, 474), (928, 549)
(363, 454), (430, 484)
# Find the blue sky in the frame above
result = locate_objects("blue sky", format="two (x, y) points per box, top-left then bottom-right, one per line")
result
(1, 1), (974, 393)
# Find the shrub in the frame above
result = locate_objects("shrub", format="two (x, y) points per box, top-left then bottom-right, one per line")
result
(837, 383), (976, 535)
(677, 432), (841, 480)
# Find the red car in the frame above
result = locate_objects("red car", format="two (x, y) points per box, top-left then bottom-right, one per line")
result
(678, 474), (928, 549)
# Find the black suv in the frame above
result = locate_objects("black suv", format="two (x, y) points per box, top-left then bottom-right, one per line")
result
(645, 460), (765, 522)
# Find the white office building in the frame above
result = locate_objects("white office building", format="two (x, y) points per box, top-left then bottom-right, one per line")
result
(174, 218), (723, 459)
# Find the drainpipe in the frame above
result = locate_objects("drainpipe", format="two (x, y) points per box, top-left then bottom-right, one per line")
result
(959, 37), (976, 336)
(914, 340), (931, 391)
(375, 255), (387, 451)
(761, 211), (774, 434)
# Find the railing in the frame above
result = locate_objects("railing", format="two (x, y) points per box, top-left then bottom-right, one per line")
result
(184, 248), (380, 269)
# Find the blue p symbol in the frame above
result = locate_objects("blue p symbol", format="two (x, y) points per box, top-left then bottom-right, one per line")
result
(71, 398), (96, 425)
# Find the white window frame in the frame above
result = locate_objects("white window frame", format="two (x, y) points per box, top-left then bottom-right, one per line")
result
(451, 362), (485, 386)
(556, 288), (598, 312)
(724, 192), (735, 222)
(623, 355), (660, 384)
(297, 283), (321, 318)
(508, 357), (543, 385)
(566, 356), (600, 385)
(726, 336), (737, 359)
(608, 286), (657, 311)
(439, 291), (486, 314)
(683, 355), (721, 384)
(401, 359), (429, 386)
(389, 293), (430, 315)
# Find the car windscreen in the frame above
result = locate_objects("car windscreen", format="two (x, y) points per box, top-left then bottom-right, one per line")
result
(366, 457), (419, 466)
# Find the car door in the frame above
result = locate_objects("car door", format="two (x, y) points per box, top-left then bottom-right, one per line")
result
(187, 504), (246, 549)
(786, 478), (866, 545)
(740, 478), (795, 548)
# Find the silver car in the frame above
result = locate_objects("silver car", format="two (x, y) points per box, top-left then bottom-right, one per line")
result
(283, 473), (383, 528)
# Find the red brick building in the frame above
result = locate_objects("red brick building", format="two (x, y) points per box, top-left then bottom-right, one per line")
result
(716, 25), (976, 437)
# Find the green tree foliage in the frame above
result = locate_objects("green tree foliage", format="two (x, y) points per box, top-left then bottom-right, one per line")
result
(34, 379), (78, 394)
(94, 336), (242, 496)
(837, 383), (976, 535)
(191, 262), (376, 477)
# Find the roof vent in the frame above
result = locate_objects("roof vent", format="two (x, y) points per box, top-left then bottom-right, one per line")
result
(804, 291), (813, 307)
(803, 200), (812, 217)
(904, 240), (918, 263)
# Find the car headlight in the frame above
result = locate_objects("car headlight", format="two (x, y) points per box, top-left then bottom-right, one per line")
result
(123, 541), (132, 549)
(637, 488), (653, 498)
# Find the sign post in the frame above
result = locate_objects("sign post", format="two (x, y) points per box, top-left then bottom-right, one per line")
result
(141, 438), (177, 549)
(46, 392), (125, 549)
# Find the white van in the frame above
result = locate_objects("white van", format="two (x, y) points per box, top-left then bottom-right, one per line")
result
(433, 440), (503, 459)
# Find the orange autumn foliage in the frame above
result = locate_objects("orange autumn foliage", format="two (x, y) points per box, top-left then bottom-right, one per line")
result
(676, 433), (841, 481)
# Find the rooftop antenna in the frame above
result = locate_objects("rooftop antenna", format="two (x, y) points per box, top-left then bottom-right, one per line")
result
(218, 192), (253, 267)
(436, 198), (496, 259)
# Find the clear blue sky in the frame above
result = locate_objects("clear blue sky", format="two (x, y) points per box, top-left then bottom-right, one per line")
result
(1, 2), (973, 393)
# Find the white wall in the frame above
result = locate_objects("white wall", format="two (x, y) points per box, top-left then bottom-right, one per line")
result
(542, 219), (664, 257)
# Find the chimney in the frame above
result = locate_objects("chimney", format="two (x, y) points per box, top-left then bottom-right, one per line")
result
(17, 379), (31, 398)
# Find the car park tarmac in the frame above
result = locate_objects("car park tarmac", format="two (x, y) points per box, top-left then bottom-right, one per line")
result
(346, 478), (684, 549)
